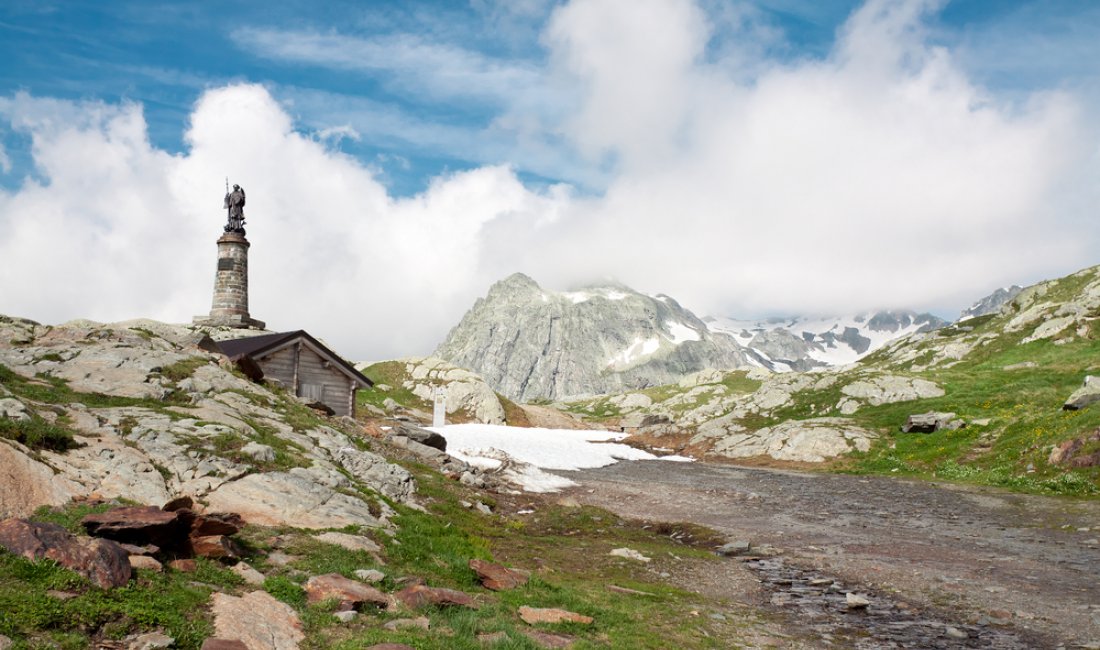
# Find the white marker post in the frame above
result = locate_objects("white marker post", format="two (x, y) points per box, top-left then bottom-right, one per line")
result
(432, 386), (446, 428)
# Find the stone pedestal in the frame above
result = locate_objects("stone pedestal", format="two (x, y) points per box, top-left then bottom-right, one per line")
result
(194, 232), (265, 329)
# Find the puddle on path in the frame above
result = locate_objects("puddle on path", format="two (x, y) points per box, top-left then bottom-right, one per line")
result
(744, 557), (1043, 649)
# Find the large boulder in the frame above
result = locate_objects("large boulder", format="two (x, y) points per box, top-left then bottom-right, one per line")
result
(81, 506), (187, 550)
(210, 591), (304, 650)
(708, 417), (876, 463)
(901, 412), (966, 434)
(0, 518), (131, 588)
(1063, 376), (1100, 411)
(389, 422), (447, 451)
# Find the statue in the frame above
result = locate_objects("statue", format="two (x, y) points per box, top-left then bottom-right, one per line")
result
(223, 183), (246, 234)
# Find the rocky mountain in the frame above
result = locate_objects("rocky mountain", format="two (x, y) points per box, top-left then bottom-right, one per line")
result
(562, 264), (1100, 489)
(705, 311), (947, 368)
(958, 285), (1023, 321)
(434, 273), (756, 402)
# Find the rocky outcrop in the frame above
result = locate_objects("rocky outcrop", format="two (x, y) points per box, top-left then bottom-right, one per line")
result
(0, 518), (131, 588)
(210, 591), (304, 650)
(400, 357), (507, 424)
(435, 274), (755, 401)
(0, 317), (416, 528)
(836, 375), (945, 414)
(901, 412), (965, 433)
(1063, 376), (1100, 411)
(698, 417), (876, 463)
(958, 285), (1023, 321)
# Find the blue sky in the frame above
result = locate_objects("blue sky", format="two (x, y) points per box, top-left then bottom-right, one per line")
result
(1, 0), (1098, 359)
(4, 0), (1096, 196)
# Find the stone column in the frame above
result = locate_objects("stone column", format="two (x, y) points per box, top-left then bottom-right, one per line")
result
(194, 232), (265, 329)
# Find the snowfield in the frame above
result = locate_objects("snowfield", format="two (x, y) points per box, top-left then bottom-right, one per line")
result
(429, 424), (691, 492)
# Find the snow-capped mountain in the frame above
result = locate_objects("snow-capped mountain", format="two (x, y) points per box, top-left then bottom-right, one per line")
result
(958, 285), (1023, 322)
(705, 311), (947, 368)
(434, 274), (755, 401)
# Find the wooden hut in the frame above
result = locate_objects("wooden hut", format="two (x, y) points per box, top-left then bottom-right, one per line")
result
(217, 331), (372, 417)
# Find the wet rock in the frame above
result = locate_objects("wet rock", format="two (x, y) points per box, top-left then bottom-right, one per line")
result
(469, 558), (530, 590)
(0, 518), (131, 588)
(304, 574), (390, 610)
(716, 540), (752, 556)
(518, 606), (593, 625)
(394, 584), (478, 609)
(211, 590), (304, 650)
(846, 592), (870, 609)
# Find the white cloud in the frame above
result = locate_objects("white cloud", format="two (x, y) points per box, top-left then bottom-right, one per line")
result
(505, 0), (1096, 317)
(1, 0), (1097, 365)
(0, 85), (568, 361)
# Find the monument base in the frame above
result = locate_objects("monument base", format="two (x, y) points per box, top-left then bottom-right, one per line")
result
(192, 315), (266, 330)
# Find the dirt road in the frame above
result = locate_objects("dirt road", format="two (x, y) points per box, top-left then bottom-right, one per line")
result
(561, 461), (1100, 648)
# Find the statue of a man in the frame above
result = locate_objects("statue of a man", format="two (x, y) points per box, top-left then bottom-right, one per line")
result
(223, 184), (246, 233)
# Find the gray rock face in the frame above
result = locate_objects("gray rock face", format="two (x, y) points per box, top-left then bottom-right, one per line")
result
(902, 412), (966, 433)
(959, 285), (1023, 321)
(435, 274), (754, 401)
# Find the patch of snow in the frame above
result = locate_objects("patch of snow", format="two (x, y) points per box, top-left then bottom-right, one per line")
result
(562, 291), (591, 304)
(665, 321), (701, 344)
(604, 290), (629, 300)
(606, 336), (661, 368)
(540, 293), (549, 303)
(434, 424), (659, 471)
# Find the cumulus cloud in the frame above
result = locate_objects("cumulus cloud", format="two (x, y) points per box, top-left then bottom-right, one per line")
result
(509, 0), (1095, 317)
(0, 0), (1096, 362)
(0, 85), (568, 360)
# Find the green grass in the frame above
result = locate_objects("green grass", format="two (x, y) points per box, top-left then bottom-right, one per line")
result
(357, 361), (429, 413)
(0, 413), (79, 452)
(0, 363), (193, 411)
(0, 552), (218, 649)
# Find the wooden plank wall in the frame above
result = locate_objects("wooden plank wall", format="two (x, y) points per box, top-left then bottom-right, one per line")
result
(256, 340), (356, 417)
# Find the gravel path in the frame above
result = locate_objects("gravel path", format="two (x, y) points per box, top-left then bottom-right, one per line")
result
(560, 461), (1100, 648)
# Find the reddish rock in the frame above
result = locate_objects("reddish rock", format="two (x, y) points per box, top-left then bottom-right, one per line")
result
(81, 506), (186, 550)
(518, 606), (593, 625)
(200, 640), (248, 650)
(304, 574), (391, 610)
(394, 584), (478, 609)
(1048, 430), (1100, 468)
(129, 555), (163, 572)
(118, 542), (160, 556)
(191, 512), (245, 537)
(522, 630), (575, 648)
(162, 496), (194, 512)
(190, 535), (241, 560)
(469, 559), (529, 591)
(211, 591), (304, 650)
(0, 518), (131, 588)
(169, 559), (197, 572)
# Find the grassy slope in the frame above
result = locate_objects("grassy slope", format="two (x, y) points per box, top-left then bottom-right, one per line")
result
(1, 468), (769, 649)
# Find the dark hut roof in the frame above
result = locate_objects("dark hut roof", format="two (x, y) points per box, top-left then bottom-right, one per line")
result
(216, 330), (372, 388)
